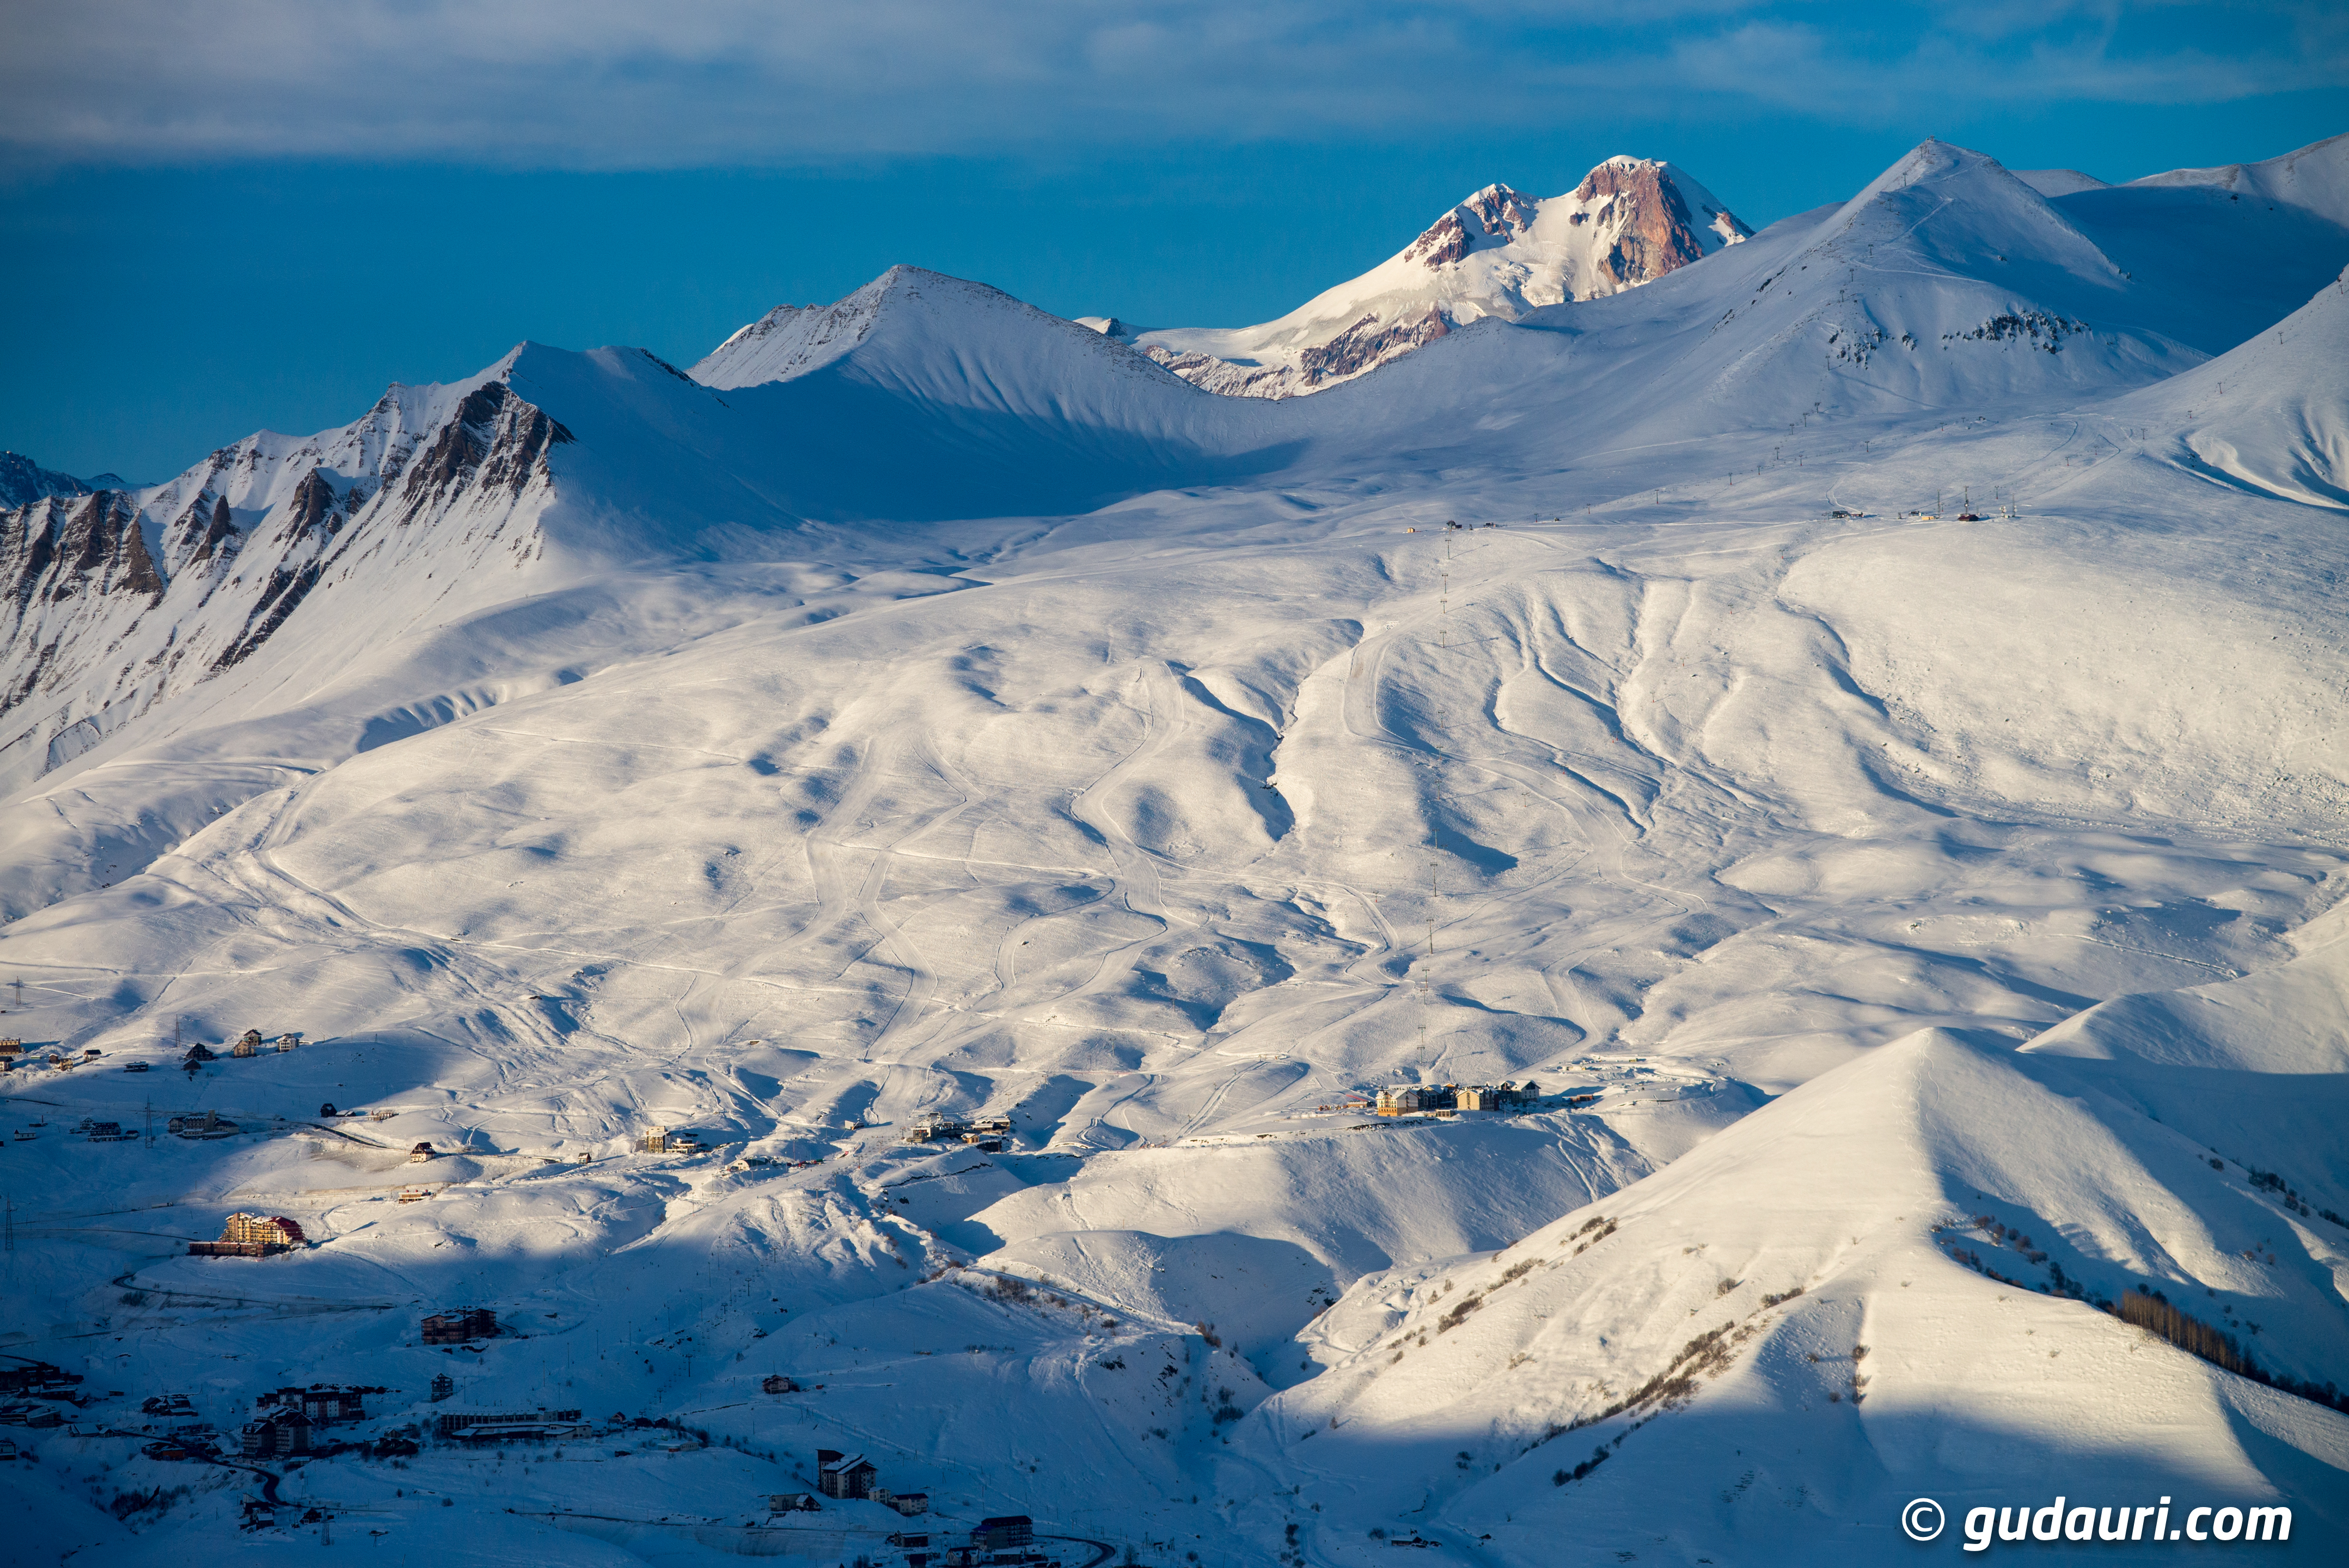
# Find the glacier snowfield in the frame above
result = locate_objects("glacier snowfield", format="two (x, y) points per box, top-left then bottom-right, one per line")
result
(3, 137), (2348, 1564)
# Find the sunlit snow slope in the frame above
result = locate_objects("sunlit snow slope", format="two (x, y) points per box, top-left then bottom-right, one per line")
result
(4, 134), (2348, 1567)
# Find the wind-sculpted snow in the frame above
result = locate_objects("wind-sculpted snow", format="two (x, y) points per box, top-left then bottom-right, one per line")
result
(4, 137), (2348, 1564)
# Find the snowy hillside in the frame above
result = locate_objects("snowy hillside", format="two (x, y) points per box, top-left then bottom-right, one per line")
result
(4, 134), (2348, 1566)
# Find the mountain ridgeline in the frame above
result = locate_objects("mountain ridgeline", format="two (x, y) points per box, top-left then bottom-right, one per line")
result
(9, 137), (2344, 807)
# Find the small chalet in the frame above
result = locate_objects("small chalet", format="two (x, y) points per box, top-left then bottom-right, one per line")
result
(409, 1142), (437, 1163)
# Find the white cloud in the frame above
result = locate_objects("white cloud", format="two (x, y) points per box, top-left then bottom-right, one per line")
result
(0, 1), (2334, 168)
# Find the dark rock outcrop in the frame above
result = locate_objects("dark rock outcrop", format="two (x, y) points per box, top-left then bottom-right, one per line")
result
(399, 383), (573, 520)
(1296, 307), (1451, 383)
(1574, 161), (1739, 291)
(186, 493), (239, 569)
(1, 491), (162, 721)
(1405, 185), (1539, 268)
(4, 491), (162, 612)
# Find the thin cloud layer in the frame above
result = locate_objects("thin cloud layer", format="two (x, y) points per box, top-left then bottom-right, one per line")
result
(1, 2), (2335, 168)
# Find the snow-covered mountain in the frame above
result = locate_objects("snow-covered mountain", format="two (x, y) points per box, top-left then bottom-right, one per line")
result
(5, 133), (2349, 1566)
(1105, 157), (1750, 397)
(0, 360), (579, 806)
(0, 450), (96, 510)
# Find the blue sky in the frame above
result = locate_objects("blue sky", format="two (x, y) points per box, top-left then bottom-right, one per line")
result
(3, 1), (2342, 481)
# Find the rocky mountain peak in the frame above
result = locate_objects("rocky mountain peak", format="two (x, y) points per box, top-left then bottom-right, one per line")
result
(1570, 157), (1725, 290)
(1405, 183), (1540, 268)
(1129, 156), (1751, 400)
(0, 451), (96, 511)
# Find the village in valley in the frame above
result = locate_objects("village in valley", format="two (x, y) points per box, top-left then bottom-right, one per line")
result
(5, 1325), (1051, 1565)
(0, 1016), (1699, 1565)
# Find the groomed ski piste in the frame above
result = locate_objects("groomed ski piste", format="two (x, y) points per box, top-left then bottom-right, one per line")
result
(2, 136), (2347, 1565)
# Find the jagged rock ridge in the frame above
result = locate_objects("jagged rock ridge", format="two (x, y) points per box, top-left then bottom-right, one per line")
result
(0, 451), (95, 511)
(0, 364), (572, 794)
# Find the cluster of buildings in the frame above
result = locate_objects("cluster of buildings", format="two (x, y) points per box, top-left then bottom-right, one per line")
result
(239, 1386), (360, 1457)
(1373, 1080), (1540, 1116)
(902, 1114), (1012, 1153)
(886, 1516), (1045, 1568)
(0, 1358), (83, 1428)
(638, 1125), (705, 1154)
(223, 1383), (581, 1455)
(774, 1452), (1054, 1563)
(1, 1360), (82, 1401)
(1, 1040), (107, 1074)
(1, 1028), (305, 1077)
(189, 1212), (307, 1257)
